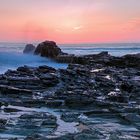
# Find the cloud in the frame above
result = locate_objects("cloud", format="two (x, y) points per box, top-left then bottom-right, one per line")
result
(73, 25), (83, 30)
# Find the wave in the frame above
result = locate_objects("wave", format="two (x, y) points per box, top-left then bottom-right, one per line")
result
(61, 47), (140, 56)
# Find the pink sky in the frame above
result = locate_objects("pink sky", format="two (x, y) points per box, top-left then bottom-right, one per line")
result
(0, 0), (140, 43)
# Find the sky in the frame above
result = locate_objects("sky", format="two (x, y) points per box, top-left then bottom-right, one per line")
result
(0, 0), (140, 43)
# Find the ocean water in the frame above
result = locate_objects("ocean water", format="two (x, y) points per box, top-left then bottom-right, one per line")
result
(0, 42), (140, 74)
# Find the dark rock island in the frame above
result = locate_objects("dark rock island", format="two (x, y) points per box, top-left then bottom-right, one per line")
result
(23, 44), (36, 54)
(0, 40), (140, 140)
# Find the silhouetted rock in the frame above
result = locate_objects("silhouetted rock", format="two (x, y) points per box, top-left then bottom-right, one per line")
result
(34, 40), (63, 58)
(23, 44), (35, 54)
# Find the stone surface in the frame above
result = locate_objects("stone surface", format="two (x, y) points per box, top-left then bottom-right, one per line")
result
(23, 44), (35, 54)
(0, 42), (140, 139)
(34, 40), (63, 58)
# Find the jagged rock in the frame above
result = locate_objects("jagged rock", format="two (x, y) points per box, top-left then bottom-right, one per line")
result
(0, 43), (140, 138)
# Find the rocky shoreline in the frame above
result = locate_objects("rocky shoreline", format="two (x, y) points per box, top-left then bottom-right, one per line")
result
(0, 41), (140, 140)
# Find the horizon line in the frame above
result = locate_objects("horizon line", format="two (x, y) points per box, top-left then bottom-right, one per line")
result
(0, 41), (140, 45)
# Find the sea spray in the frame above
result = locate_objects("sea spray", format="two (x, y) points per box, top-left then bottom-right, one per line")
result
(0, 52), (67, 74)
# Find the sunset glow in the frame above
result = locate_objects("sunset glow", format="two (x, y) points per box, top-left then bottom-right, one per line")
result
(0, 0), (140, 43)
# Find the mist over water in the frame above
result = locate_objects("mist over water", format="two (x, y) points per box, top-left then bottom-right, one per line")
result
(0, 42), (140, 74)
(0, 52), (67, 74)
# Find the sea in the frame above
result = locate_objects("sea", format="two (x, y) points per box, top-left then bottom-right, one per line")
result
(0, 42), (140, 74)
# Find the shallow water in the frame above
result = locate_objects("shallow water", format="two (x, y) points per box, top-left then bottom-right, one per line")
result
(0, 52), (67, 74)
(0, 104), (140, 139)
(0, 105), (79, 139)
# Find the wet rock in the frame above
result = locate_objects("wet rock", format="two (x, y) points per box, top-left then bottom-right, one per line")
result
(38, 65), (56, 73)
(56, 54), (75, 63)
(74, 133), (98, 140)
(22, 99), (46, 107)
(65, 95), (94, 108)
(48, 134), (74, 140)
(8, 138), (18, 140)
(121, 113), (140, 122)
(17, 65), (35, 74)
(84, 109), (110, 117)
(24, 134), (47, 140)
(0, 85), (33, 95)
(61, 112), (80, 122)
(120, 82), (134, 93)
(1, 65), (59, 91)
(45, 100), (63, 107)
(39, 73), (59, 87)
(3, 107), (22, 113)
(95, 76), (115, 94)
(0, 119), (7, 125)
(107, 53), (140, 69)
(74, 129), (103, 140)
(56, 54), (86, 64)
(107, 91), (128, 103)
(1, 43), (140, 138)
(34, 40), (63, 58)
(122, 53), (140, 69)
(19, 112), (57, 128)
(23, 44), (35, 54)
(0, 118), (7, 130)
(109, 133), (120, 140)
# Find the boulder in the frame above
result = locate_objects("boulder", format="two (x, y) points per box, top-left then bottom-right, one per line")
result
(34, 40), (63, 58)
(23, 44), (35, 54)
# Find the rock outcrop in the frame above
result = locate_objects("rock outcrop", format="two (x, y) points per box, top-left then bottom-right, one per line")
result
(0, 59), (140, 139)
(1, 41), (140, 139)
(23, 41), (140, 70)
(34, 40), (64, 58)
(23, 44), (35, 54)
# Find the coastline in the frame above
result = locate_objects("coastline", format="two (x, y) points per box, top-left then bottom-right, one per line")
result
(0, 41), (140, 139)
